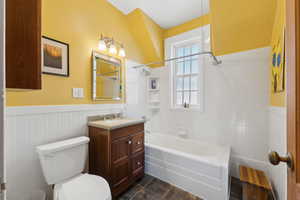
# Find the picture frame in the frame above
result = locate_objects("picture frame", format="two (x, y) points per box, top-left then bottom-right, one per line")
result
(271, 30), (285, 93)
(42, 36), (69, 77)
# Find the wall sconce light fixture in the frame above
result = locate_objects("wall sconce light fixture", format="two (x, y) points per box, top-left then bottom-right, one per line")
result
(98, 34), (126, 57)
(118, 45), (126, 57)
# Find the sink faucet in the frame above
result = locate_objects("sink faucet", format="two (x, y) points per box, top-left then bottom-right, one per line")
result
(114, 113), (123, 119)
(103, 113), (122, 121)
(114, 113), (119, 119)
(104, 115), (112, 121)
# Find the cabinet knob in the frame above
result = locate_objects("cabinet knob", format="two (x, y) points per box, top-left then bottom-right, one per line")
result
(137, 141), (141, 145)
(128, 140), (132, 144)
(137, 162), (141, 166)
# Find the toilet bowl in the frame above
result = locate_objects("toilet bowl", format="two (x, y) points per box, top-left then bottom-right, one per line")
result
(54, 174), (111, 200)
(36, 137), (111, 200)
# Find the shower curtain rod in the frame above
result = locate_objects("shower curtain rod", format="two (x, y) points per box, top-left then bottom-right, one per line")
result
(132, 51), (222, 69)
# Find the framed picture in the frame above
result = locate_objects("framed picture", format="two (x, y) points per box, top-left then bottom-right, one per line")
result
(271, 30), (285, 93)
(42, 36), (69, 77)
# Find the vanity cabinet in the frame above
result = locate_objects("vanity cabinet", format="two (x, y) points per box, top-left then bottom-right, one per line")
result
(6, 0), (42, 89)
(88, 123), (145, 197)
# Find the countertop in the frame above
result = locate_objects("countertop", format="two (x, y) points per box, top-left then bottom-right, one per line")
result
(88, 118), (145, 130)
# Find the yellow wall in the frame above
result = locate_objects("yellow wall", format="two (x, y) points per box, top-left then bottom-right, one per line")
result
(270, 0), (286, 107)
(7, 0), (281, 107)
(164, 0), (277, 56)
(164, 14), (211, 39)
(210, 0), (277, 55)
(6, 0), (144, 106)
(127, 9), (164, 66)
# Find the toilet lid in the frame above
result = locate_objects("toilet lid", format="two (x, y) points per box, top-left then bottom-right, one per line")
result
(54, 174), (111, 200)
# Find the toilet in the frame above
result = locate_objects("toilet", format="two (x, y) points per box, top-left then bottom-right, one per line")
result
(36, 136), (111, 200)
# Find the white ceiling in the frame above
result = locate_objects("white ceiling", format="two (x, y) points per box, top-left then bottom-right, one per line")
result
(107, 0), (210, 29)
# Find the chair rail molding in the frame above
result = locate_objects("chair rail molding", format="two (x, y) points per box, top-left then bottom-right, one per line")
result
(6, 104), (125, 116)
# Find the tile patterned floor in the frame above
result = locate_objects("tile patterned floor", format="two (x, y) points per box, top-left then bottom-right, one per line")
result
(118, 175), (243, 200)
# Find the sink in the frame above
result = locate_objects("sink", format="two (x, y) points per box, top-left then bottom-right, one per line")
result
(88, 118), (145, 130)
(103, 119), (133, 123)
(103, 120), (115, 123)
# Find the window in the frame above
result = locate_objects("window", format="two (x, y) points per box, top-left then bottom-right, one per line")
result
(171, 40), (203, 110)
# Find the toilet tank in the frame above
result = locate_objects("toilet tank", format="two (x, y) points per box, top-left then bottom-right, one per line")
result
(36, 136), (90, 185)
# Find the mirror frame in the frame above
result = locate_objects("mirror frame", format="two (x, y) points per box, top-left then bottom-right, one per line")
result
(92, 51), (123, 101)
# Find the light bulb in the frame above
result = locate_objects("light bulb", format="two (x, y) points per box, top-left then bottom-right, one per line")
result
(109, 44), (117, 55)
(118, 46), (126, 57)
(98, 39), (107, 51)
(205, 38), (210, 44)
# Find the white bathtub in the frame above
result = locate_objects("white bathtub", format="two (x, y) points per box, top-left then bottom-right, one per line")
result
(145, 133), (231, 200)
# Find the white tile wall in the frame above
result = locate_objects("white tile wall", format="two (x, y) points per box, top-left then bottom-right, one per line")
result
(6, 104), (124, 200)
(125, 60), (148, 120)
(126, 47), (271, 178)
(268, 106), (287, 200)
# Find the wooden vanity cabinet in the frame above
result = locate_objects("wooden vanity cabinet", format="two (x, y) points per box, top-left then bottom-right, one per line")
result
(88, 123), (145, 197)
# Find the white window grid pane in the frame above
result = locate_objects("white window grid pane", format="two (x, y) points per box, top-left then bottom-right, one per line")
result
(190, 91), (199, 105)
(175, 75), (199, 105)
(174, 43), (201, 107)
(176, 62), (184, 75)
(176, 91), (183, 105)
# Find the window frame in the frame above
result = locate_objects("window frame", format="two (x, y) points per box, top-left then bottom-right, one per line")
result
(170, 38), (204, 111)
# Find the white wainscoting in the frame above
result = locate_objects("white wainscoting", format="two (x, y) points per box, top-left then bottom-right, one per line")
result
(6, 104), (124, 200)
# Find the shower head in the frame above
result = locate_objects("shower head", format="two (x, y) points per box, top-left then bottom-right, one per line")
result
(141, 66), (151, 76)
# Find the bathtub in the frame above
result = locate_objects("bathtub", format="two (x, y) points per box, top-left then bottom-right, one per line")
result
(144, 133), (231, 200)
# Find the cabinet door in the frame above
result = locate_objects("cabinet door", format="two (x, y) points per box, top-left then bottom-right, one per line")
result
(112, 158), (130, 188)
(112, 136), (130, 163)
(111, 137), (130, 187)
(6, 0), (41, 89)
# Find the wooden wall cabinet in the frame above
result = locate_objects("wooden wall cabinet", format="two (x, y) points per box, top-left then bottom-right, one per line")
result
(89, 123), (145, 197)
(6, 0), (42, 89)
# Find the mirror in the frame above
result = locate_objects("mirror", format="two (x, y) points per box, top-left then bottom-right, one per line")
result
(92, 51), (122, 101)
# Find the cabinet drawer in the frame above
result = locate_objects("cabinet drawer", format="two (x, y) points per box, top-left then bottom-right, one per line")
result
(132, 152), (144, 176)
(131, 132), (144, 154)
(111, 123), (144, 141)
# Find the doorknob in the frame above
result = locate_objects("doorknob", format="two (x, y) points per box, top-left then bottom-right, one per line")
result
(268, 151), (294, 170)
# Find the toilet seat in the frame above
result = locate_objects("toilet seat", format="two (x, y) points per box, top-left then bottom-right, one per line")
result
(54, 174), (111, 200)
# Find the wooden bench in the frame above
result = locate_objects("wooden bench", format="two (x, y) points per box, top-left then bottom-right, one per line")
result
(239, 166), (273, 200)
